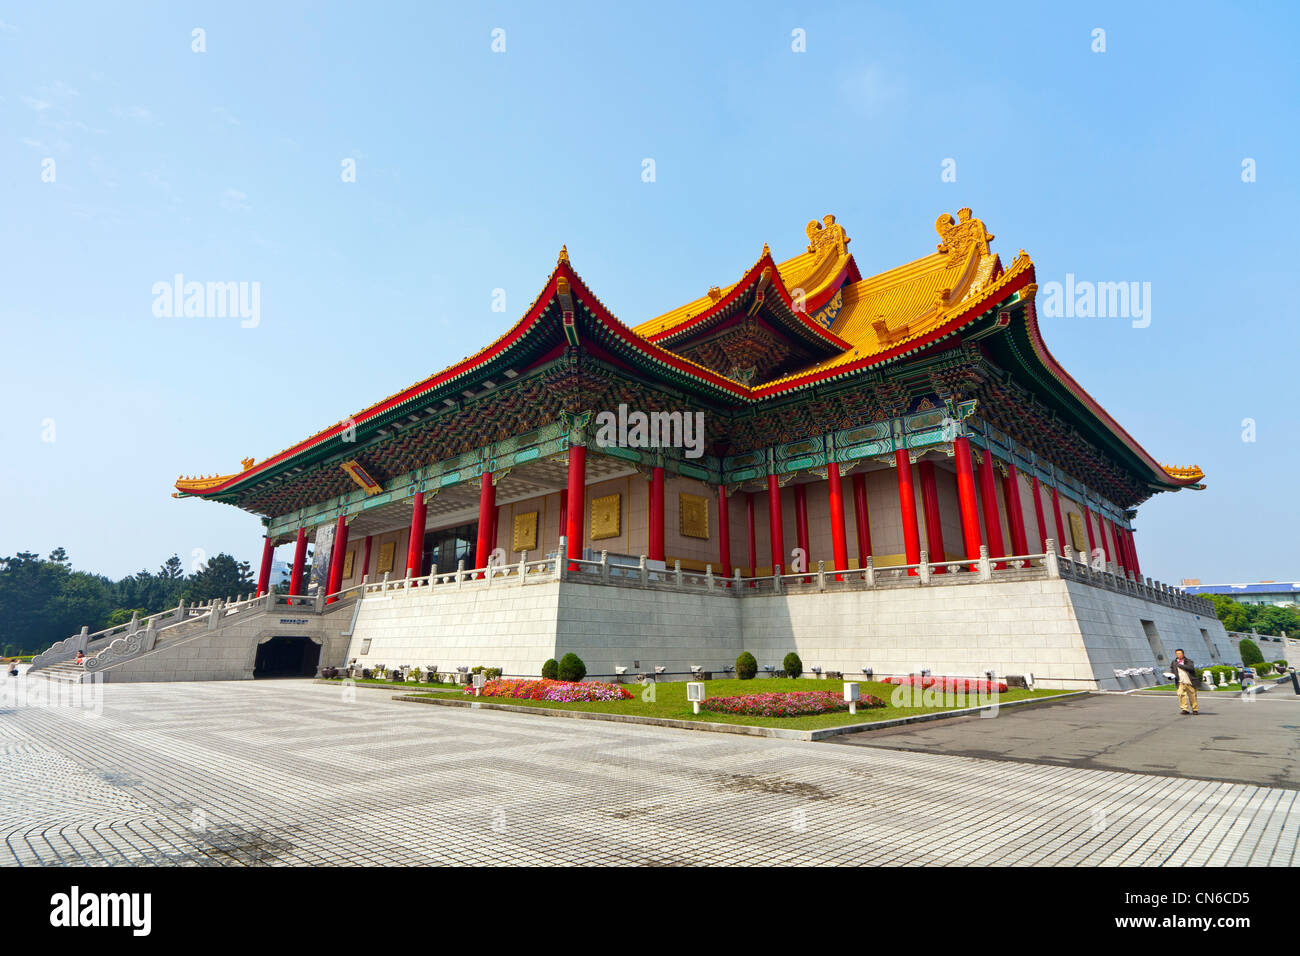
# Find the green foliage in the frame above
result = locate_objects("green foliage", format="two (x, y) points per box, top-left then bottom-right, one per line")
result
(782, 652), (803, 679)
(557, 653), (587, 682)
(1204, 664), (1239, 685)
(736, 651), (758, 680)
(541, 658), (559, 680)
(182, 554), (256, 604)
(0, 546), (256, 654)
(1238, 638), (1264, 667)
(1206, 594), (1300, 638)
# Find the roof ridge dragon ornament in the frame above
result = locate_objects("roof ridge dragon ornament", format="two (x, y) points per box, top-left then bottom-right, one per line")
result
(805, 214), (850, 256)
(935, 207), (994, 260)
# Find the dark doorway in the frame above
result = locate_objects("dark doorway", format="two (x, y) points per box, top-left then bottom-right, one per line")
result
(254, 636), (321, 678)
(423, 522), (477, 576)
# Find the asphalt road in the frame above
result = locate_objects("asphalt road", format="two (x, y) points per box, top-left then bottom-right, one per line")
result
(828, 688), (1300, 790)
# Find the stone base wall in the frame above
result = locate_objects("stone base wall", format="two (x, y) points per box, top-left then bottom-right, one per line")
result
(338, 576), (1235, 691)
(345, 581), (561, 676)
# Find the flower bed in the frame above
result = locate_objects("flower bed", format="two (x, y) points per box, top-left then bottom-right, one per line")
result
(700, 691), (885, 718)
(883, 675), (1007, 693)
(464, 678), (632, 703)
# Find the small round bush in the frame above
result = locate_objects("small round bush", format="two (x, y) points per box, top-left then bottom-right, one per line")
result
(783, 652), (803, 679)
(557, 653), (587, 682)
(736, 651), (758, 680)
(541, 658), (559, 680)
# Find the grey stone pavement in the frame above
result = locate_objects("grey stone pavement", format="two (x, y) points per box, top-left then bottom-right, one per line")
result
(831, 689), (1300, 791)
(0, 678), (1296, 866)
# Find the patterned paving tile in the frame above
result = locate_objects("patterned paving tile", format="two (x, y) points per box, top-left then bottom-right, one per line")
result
(0, 679), (1295, 866)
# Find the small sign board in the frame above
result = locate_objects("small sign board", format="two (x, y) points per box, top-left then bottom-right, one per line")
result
(843, 682), (860, 702)
(686, 682), (706, 702)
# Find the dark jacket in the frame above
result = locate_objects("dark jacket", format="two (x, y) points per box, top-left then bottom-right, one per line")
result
(1173, 658), (1197, 684)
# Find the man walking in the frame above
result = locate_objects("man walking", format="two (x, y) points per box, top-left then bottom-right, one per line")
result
(1173, 648), (1198, 715)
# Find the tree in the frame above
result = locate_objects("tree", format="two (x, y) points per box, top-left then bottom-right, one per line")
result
(182, 553), (256, 604)
(1239, 638), (1265, 667)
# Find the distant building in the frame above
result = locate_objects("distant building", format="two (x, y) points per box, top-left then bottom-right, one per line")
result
(1181, 581), (1300, 607)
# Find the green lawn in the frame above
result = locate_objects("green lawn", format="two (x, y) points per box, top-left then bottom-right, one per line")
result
(1144, 682), (1247, 693)
(409, 677), (1073, 730)
(323, 676), (461, 690)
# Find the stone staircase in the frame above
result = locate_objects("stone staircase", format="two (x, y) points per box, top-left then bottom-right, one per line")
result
(27, 591), (349, 683)
(33, 660), (88, 683)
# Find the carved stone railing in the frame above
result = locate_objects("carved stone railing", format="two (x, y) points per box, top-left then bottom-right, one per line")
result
(345, 536), (1204, 615)
(32, 589), (354, 676)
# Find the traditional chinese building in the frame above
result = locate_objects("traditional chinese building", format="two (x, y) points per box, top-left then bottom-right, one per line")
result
(75, 208), (1228, 688)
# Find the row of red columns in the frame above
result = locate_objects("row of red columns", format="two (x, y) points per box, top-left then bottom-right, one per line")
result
(260, 437), (1144, 594)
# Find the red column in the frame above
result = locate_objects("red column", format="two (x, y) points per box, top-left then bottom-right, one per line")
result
(1050, 485), (1066, 553)
(746, 492), (757, 577)
(406, 491), (426, 578)
(827, 463), (849, 579)
(565, 443), (586, 567)
(1110, 520), (1126, 573)
(852, 473), (871, 566)
(474, 471), (496, 573)
(953, 438), (982, 570)
(794, 483), (810, 577)
(648, 466), (665, 562)
(977, 451), (1006, 566)
(1002, 464), (1029, 556)
(767, 474), (785, 573)
(1031, 476), (1049, 553)
(894, 450), (921, 572)
(256, 536), (274, 597)
(717, 484), (732, 579)
(361, 535), (373, 583)
(918, 461), (946, 572)
(1082, 505), (1097, 557)
(289, 527), (307, 596)
(326, 514), (348, 603)
(1128, 528), (1142, 577)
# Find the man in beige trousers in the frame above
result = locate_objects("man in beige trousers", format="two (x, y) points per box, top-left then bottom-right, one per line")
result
(1173, 649), (1199, 715)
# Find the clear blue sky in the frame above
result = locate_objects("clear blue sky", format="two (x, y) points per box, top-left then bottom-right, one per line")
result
(2, 1), (1296, 585)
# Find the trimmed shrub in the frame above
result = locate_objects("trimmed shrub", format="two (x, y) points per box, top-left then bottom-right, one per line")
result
(541, 658), (559, 680)
(1274, 660), (1290, 671)
(783, 652), (804, 679)
(736, 651), (758, 680)
(1205, 664), (1238, 686)
(557, 653), (587, 682)
(1239, 638), (1264, 667)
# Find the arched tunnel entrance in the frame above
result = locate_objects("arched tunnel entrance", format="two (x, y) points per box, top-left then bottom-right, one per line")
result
(254, 636), (321, 678)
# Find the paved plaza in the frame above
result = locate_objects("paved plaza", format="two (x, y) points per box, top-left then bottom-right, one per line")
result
(1, 679), (1296, 866)
(832, 690), (1300, 790)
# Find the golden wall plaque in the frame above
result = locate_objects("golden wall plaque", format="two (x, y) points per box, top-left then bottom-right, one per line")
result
(377, 541), (397, 574)
(342, 549), (355, 579)
(512, 510), (539, 552)
(590, 493), (621, 540)
(679, 492), (709, 539)
(1068, 511), (1088, 552)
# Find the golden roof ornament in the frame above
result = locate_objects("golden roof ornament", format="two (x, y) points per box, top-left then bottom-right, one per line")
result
(241, 457), (255, 471)
(935, 207), (994, 260)
(557, 245), (569, 265)
(707, 285), (723, 302)
(806, 214), (850, 256)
